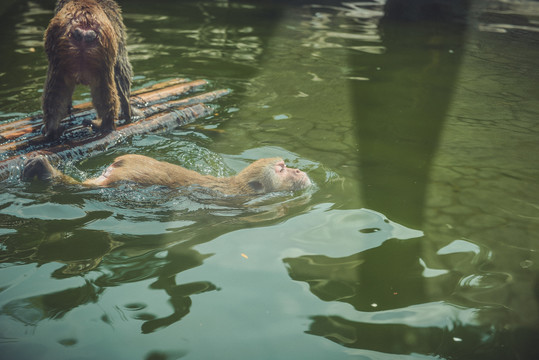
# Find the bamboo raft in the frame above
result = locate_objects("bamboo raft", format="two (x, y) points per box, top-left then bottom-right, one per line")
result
(0, 78), (231, 181)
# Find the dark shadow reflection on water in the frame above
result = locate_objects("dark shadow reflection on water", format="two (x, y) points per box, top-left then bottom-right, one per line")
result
(284, 238), (517, 358)
(276, 0), (537, 358)
(351, 0), (469, 229)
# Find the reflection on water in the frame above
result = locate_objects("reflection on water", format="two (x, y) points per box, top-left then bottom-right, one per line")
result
(284, 236), (515, 356)
(1, 0), (539, 359)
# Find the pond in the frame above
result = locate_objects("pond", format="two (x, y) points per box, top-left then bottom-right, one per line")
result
(1, 0), (538, 359)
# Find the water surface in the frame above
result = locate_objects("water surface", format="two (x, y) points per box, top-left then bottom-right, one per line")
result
(1, 1), (538, 359)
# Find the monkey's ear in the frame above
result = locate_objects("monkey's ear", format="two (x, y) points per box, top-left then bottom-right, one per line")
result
(247, 180), (264, 193)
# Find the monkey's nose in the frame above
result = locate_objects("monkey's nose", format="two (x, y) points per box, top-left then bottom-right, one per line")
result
(72, 28), (97, 43)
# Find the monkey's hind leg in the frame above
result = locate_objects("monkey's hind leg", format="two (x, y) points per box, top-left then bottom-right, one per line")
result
(115, 55), (135, 123)
(42, 74), (75, 139)
(89, 74), (119, 132)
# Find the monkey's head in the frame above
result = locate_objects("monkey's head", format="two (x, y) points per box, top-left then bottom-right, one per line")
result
(237, 158), (312, 194)
(45, 1), (117, 68)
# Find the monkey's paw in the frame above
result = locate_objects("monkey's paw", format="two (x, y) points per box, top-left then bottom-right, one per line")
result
(41, 123), (65, 141)
(83, 118), (116, 133)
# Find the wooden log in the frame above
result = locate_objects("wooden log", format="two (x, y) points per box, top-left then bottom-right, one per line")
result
(0, 102), (221, 181)
(0, 78), (206, 139)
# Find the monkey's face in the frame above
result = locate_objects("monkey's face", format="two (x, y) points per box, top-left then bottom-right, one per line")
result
(271, 160), (311, 191)
(243, 158), (311, 194)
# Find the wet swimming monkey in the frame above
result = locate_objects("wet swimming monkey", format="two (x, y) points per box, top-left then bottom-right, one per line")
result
(42, 0), (133, 139)
(22, 155), (312, 195)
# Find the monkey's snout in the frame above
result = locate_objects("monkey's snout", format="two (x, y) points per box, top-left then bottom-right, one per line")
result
(72, 28), (97, 43)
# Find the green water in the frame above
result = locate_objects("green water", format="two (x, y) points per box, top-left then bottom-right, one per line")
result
(1, 0), (538, 359)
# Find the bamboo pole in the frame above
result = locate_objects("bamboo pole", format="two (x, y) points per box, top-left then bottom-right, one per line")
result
(0, 88), (231, 154)
(130, 79), (208, 106)
(0, 84), (225, 154)
(130, 78), (190, 96)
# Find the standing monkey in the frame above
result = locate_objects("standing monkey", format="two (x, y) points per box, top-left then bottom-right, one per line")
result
(42, 0), (133, 139)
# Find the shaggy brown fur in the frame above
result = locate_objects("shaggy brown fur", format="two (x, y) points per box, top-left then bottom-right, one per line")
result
(42, 0), (133, 139)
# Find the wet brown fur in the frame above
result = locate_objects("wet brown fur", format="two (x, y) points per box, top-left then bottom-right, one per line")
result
(22, 155), (312, 195)
(42, 0), (133, 139)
